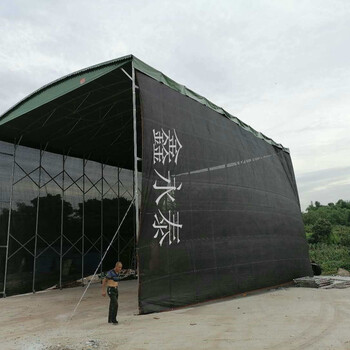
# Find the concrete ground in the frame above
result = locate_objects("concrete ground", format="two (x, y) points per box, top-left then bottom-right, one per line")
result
(1, 280), (350, 350)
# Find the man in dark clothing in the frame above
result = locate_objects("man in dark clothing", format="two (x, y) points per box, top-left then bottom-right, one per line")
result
(102, 261), (123, 325)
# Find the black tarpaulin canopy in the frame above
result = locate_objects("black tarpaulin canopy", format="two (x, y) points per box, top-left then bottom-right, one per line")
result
(0, 55), (312, 313)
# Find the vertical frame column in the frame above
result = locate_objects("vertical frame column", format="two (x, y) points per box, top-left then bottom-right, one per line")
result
(100, 163), (104, 273)
(2, 143), (17, 297)
(81, 158), (86, 285)
(32, 148), (43, 293)
(132, 62), (140, 242)
(59, 154), (66, 289)
(117, 167), (120, 261)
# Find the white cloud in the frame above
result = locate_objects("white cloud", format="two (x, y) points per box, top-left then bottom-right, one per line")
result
(1, 0), (350, 210)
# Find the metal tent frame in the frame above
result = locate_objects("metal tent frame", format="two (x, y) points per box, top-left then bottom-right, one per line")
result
(0, 65), (140, 297)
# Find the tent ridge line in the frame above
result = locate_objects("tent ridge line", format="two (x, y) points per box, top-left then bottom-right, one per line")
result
(131, 56), (289, 154)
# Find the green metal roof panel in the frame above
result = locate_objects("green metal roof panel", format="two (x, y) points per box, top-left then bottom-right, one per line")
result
(0, 55), (132, 126)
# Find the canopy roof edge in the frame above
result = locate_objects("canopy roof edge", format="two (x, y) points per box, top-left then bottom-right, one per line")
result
(0, 55), (133, 126)
(0, 54), (289, 153)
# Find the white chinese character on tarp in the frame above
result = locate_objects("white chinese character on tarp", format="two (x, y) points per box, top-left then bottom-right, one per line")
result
(152, 127), (183, 246)
(168, 129), (182, 164)
(153, 129), (169, 164)
(153, 169), (182, 205)
(153, 128), (182, 164)
(153, 209), (182, 246)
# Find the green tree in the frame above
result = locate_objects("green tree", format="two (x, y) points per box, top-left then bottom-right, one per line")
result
(311, 218), (332, 243)
(347, 212), (350, 226)
(336, 199), (350, 209)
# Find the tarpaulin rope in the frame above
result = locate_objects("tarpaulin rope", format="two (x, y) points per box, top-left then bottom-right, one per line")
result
(69, 197), (135, 320)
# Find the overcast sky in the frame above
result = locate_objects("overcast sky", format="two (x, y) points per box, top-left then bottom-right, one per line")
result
(0, 0), (349, 211)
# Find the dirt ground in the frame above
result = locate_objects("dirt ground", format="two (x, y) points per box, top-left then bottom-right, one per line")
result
(1, 279), (350, 350)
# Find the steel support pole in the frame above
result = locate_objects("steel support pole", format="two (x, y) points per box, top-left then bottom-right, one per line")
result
(81, 159), (85, 285)
(132, 62), (140, 243)
(100, 163), (104, 273)
(32, 148), (42, 293)
(117, 167), (120, 261)
(2, 143), (17, 297)
(132, 169), (135, 269)
(59, 155), (65, 289)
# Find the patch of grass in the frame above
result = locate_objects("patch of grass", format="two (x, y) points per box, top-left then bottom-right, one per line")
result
(308, 243), (350, 275)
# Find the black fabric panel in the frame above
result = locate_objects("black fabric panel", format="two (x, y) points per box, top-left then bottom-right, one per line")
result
(0, 66), (134, 170)
(137, 71), (312, 314)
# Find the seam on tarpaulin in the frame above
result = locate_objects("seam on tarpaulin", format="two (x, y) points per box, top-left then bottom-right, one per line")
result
(275, 151), (301, 205)
(142, 208), (303, 224)
(144, 179), (301, 207)
(137, 234), (307, 248)
(137, 234), (307, 251)
(139, 257), (311, 286)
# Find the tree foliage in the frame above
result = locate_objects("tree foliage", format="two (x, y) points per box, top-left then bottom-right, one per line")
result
(311, 218), (332, 243)
(303, 199), (350, 226)
(304, 199), (350, 274)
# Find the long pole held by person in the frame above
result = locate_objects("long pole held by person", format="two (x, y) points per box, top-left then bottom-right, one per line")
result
(69, 198), (135, 321)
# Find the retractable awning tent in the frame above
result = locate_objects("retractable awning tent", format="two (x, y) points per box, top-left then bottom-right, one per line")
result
(0, 55), (312, 313)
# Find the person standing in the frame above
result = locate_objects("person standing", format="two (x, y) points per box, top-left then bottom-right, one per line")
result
(102, 261), (123, 325)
